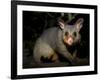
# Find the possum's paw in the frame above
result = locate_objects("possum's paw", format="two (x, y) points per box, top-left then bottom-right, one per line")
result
(40, 55), (54, 63)
(72, 57), (89, 66)
(40, 54), (59, 63)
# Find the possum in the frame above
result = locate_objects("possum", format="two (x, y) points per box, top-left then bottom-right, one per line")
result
(33, 18), (84, 66)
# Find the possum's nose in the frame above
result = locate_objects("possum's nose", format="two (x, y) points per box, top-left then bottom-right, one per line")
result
(67, 37), (73, 45)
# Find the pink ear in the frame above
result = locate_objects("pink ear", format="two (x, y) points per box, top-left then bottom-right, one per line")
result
(75, 18), (84, 31)
(58, 20), (65, 29)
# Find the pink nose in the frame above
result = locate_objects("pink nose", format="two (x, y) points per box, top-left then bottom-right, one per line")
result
(67, 37), (73, 45)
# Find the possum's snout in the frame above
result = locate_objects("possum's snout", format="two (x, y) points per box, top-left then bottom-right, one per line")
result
(67, 37), (73, 45)
(63, 36), (74, 46)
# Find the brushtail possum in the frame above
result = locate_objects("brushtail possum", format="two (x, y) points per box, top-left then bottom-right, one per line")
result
(33, 18), (84, 65)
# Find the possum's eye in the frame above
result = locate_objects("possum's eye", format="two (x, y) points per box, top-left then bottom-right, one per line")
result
(65, 31), (68, 36)
(73, 32), (77, 37)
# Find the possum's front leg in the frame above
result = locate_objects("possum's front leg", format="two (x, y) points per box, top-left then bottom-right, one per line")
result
(56, 39), (78, 65)
(72, 50), (80, 64)
(56, 31), (76, 65)
(57, 48), (76, 65)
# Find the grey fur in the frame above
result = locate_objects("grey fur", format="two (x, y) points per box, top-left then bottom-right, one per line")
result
(33, 18), (84, 65)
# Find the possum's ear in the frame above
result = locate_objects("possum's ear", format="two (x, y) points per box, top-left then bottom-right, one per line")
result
(75, 18), (84, 31)
(58, 19), (65, 30)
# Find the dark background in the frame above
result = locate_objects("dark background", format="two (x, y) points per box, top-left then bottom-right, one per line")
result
(23, 11), (90, 68)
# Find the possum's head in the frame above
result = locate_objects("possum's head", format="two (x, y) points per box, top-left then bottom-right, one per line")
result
(58, 18), (84, 46)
